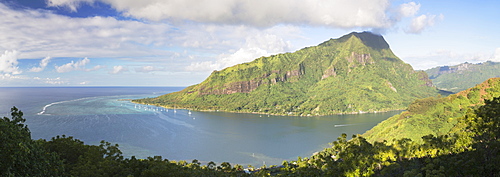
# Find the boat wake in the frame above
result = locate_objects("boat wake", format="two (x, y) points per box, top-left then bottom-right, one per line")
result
(37, 97), (93, 115)
(334, 124), (355, 127)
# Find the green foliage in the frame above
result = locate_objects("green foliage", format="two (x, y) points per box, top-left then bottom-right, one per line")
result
(277, 97), (500, 176)
(460, 97), (500, 174)
(1, 107), (252, 176)
(426, 61), (500, 93)
(4, 97), (500, 176)
(363, 77), (500, 143)
(0, 107), (63, 176)
(464, 96), (500, 143)
(134, 32), (438, 115)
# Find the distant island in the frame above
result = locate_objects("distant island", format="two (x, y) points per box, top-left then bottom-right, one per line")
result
(425, 61), (500, 93)
(133, 32), (439, 115)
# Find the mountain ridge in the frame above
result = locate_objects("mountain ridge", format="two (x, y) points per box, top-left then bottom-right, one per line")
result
(425, 61), (500, 93)
(134, 32), (439, 115)
(363, 77), (500, 143)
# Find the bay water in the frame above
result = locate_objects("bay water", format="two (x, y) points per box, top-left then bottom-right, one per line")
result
(0, 87), (399, 167)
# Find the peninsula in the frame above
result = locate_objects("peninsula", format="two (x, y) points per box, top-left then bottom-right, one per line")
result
(133, 32), (439, 115)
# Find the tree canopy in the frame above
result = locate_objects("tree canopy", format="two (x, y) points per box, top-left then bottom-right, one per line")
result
(2, 95), (500, 176)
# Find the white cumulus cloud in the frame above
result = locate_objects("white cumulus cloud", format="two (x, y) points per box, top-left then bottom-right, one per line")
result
(397, 2), (421, 18)
(29, 56), (51, 72)
(109, 65), (128, 74)
(0, 50), (22, 75)
(406, 14), (444, 34)
(218, 34), (291, 67)
(55, 57), (90, 73)
(186, 33), (292, 72)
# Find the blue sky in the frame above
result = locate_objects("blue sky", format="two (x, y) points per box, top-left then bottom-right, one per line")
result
(0, 0), (498, 86)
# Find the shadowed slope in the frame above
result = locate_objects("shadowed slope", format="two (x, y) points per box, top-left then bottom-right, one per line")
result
(364, 77), (500, 143)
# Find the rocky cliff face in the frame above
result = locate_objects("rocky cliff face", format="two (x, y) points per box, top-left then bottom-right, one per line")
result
(347, 52), (373, 66)
(199, 67), (304, 95)
(135, 32), (439, 115)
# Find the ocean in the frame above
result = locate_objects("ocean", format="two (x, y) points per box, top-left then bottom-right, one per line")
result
(0, 87), (399, 167)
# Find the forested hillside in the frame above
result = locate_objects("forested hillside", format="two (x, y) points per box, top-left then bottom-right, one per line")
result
(426, 61), (500, 93)
(278, 96), (500, 176)
(3, 96), (500, 176)
(363, 77), (500, 143)
(134, 32), (438, 115)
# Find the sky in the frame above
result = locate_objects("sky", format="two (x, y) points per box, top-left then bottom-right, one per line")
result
(0, 0), (498, 86)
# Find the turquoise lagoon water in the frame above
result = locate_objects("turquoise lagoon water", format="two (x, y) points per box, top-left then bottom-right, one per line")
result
(0, 87), (399, 167)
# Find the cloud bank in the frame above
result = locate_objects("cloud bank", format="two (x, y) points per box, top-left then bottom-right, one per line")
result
(0, 3), (175, 59)
(49, 0), (394, 28)
(46, 0), (444, 32)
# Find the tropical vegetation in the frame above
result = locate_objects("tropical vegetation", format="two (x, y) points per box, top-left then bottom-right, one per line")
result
(134, 32), (438, 115)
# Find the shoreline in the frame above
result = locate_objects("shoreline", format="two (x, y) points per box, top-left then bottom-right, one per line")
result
(130, 100), (404, 117)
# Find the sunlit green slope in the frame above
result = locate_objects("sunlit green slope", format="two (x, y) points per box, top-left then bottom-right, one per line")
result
(364, 77), (500, 143)
(134, 32), (438, 115)
(426, 61), (500, 93)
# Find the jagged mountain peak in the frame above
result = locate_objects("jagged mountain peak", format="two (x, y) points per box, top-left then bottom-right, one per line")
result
(322, 31), (390, 50)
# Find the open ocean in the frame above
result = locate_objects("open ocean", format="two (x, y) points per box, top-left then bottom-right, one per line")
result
(0, 87), (399, 167)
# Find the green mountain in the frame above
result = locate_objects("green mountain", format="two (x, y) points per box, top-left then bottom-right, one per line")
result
(134, 32), (439, 115)
(425, 61), (500, 93)
(363, 77), (500, 143)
